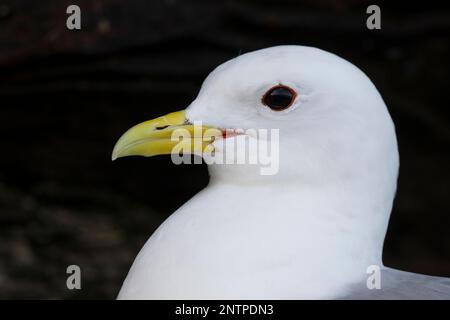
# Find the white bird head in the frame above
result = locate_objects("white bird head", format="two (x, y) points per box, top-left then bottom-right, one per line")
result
(113, 45), (398, 194)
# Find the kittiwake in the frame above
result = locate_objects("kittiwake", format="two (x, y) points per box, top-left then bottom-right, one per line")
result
(112, 45), (450, 299)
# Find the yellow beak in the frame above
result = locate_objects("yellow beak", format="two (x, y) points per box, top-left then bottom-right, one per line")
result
(112, 110), (221, 160)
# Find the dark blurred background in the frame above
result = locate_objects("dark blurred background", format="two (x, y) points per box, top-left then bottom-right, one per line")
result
(0, 0), (449, 299)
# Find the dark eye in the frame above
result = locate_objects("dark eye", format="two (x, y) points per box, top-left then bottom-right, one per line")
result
(262, 85), (296, 111)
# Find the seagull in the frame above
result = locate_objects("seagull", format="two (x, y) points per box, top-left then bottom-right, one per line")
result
(112, 45), (450, 299)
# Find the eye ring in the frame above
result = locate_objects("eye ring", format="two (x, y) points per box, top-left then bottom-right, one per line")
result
(261, 85), (297, 111)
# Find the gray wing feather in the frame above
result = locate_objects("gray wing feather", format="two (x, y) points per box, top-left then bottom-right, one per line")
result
(339, 267), (450, 300)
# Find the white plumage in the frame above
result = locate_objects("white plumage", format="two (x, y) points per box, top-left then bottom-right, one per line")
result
(115, 46), (449, 299)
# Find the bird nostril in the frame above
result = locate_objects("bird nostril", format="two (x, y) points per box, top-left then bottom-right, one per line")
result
(155, 125), (169, 130)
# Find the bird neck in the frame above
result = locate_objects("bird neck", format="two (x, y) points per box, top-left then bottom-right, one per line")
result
(203, 177), (393, 296)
